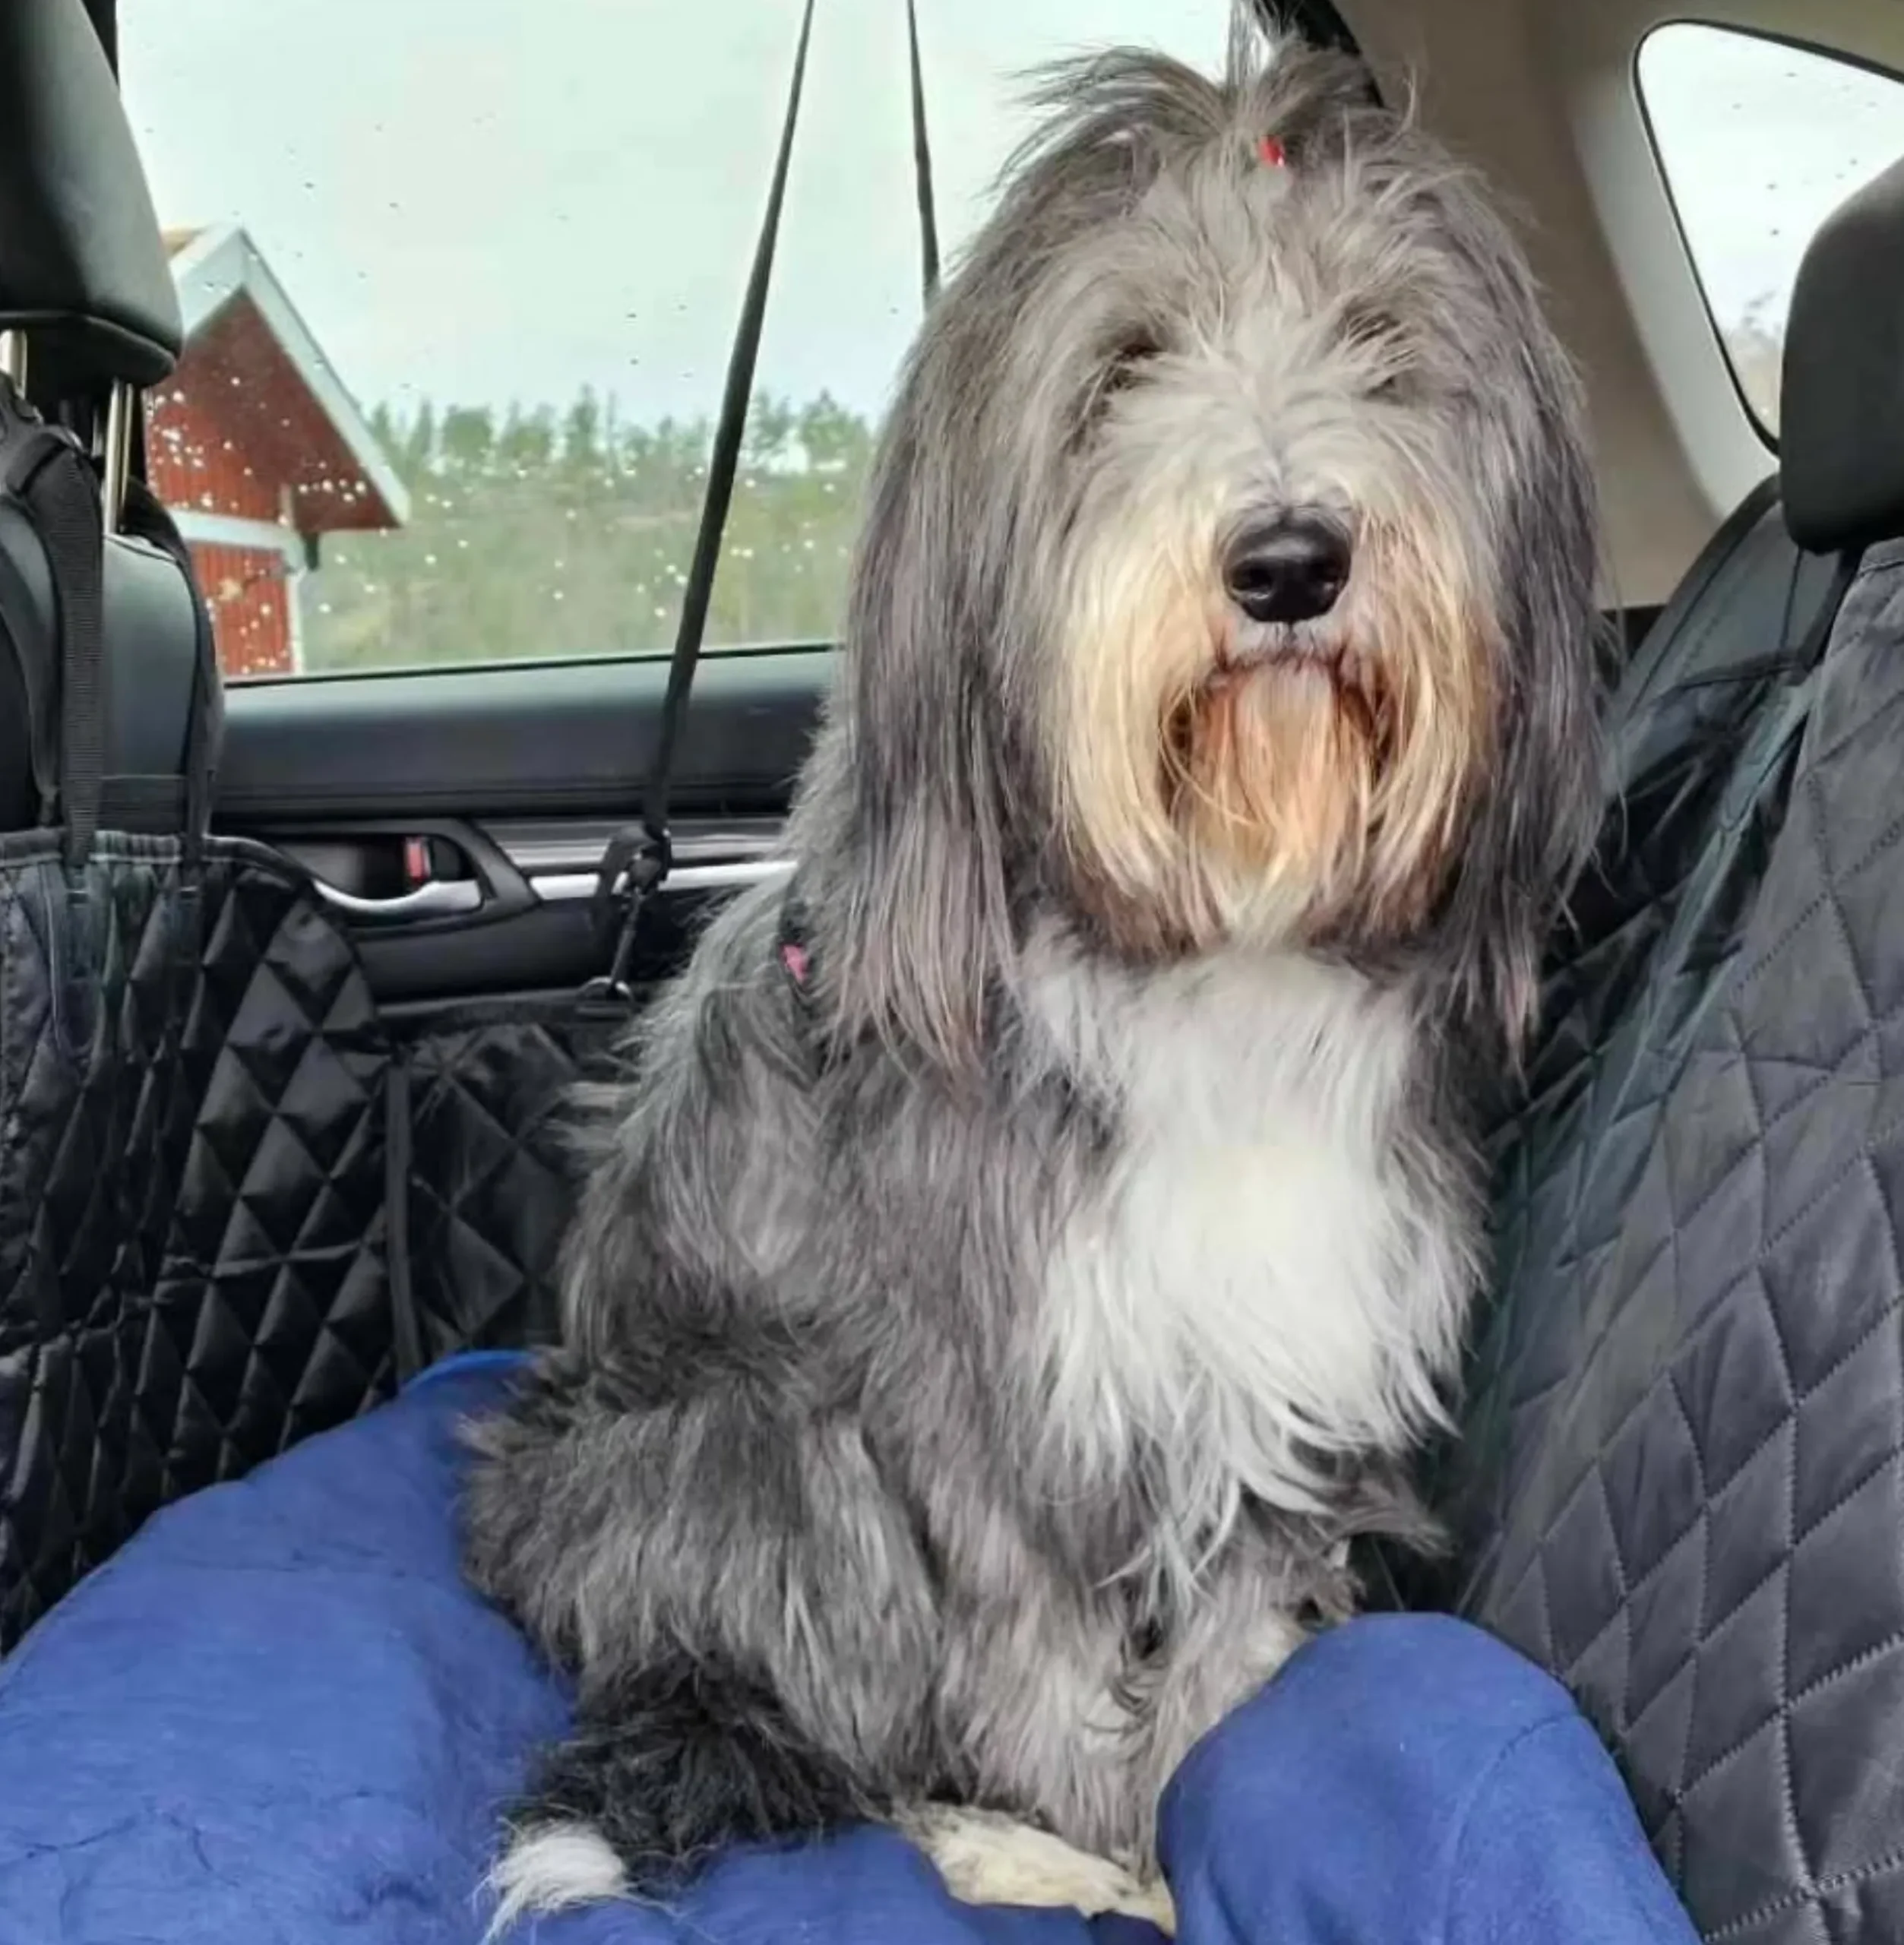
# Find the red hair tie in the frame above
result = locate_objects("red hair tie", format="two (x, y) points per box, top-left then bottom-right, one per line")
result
(1257, 135), (1288, 168)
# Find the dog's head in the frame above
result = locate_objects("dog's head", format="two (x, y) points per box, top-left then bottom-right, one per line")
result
(821, 30), (1602, 1069)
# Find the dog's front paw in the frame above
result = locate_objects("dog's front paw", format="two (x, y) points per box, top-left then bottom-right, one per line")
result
(897, 1804), (1176, 1934)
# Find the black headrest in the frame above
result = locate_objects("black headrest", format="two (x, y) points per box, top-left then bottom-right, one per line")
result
(1782, 152), (1904, 555)
(0, 0), (182, 389)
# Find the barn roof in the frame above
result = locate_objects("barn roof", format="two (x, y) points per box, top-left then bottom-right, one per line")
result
(165, 223), (410, 533)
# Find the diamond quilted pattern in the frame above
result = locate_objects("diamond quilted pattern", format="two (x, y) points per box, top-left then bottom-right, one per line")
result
(400, 999), (625, 1362)
(1456, 541), (1904, 1943)
(0, 833), (394, 1644)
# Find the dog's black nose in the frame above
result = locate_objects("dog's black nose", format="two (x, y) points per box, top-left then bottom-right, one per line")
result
(1223, 517), (1352, 625)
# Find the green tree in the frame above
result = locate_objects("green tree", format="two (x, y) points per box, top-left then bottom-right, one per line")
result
(563, 386), (603, 477)
(402, 400), (437, 477)
(799, 391), (868, 472)
(498, 403), (555, 473)
(368, 400), (400, 463)
(438, 404), (497, 476)
(744, 391), (796, 470)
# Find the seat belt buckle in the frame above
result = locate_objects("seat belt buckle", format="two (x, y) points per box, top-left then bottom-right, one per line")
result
(581, 824), (672, 1005)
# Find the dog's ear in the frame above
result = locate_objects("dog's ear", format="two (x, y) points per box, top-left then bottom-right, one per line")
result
(1431, 230), (1606, 1061)
(812, 381), (1023, 1078)
(1450, 479), (1604, 1060)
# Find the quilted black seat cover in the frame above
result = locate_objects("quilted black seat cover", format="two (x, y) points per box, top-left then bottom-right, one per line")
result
(398, 999), (624, 1364)
(1459, 539), (1904, 1942)
(0, 831), (392, 1643)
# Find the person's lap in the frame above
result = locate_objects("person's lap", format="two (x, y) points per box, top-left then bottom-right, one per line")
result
(0, 1355), (1696, 1945)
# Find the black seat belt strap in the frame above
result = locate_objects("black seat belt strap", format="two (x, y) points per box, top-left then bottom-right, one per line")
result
(906, 0), (940, 303)
(587, 0), (817, 1001)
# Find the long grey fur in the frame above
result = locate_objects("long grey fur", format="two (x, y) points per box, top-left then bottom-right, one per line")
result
(463, 22), (1602, 1932)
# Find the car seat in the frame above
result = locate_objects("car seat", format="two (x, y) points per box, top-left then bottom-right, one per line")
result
(0, 0), (396, 1645)
(1453, 150), (1904, 1944)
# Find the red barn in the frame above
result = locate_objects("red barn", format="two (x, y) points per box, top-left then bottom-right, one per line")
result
(146, 225), (410, 678)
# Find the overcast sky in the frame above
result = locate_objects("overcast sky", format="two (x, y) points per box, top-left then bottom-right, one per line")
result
(121, 3), (1904, 432)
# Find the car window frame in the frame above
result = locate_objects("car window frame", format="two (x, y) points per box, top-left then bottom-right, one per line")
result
(1633, 17), (1904, 453)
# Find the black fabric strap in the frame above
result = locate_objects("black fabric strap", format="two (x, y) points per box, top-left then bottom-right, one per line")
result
(384, 1058), (425, 1383)
(3, 406), (106, 866)
(121, 476), (223, 857)
(587, 0), (818, 997)
(906, 0), (940, 302)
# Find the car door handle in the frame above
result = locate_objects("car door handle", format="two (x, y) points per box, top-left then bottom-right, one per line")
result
(311, 877), (484, 922)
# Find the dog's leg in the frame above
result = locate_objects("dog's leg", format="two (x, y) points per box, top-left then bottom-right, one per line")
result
(898, 1804), (1178, 1934)
(463, 1352), (942, 1931)
(1140, 1566), (1312, 1798)
(922, 1550), (1180, 1928)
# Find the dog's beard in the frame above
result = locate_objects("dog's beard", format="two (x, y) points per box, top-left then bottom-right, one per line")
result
(1170, 656), (1378, 927)
(1053, 507), (1494, 957)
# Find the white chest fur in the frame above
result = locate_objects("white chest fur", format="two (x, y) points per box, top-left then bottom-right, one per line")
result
(1023, 938), (1473, 1561)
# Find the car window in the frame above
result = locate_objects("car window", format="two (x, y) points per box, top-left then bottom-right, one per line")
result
(1637, 23), (1904, 441)
(121, 1), (1226, 682)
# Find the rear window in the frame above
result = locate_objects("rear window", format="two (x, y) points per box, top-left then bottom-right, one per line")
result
(1637, 24), (1904, 440)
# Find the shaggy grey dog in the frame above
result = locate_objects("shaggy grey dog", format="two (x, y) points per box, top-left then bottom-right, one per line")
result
(463, 23), (1601, 1935)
